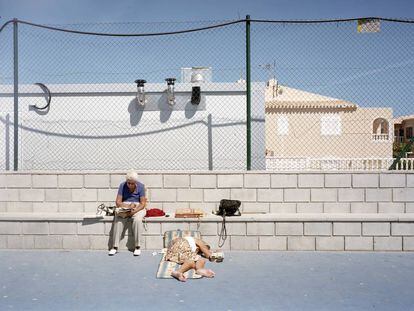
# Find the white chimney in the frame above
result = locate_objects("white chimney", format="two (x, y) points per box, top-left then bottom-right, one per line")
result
(181, 67), (212, 83)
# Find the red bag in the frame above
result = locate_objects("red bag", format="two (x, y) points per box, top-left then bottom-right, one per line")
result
(145, 208), (165, 217)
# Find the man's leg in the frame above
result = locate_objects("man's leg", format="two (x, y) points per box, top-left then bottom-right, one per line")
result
(111, 214), (127, 249)
(195, 258), (215, 278)
(131, 209), (146, 249)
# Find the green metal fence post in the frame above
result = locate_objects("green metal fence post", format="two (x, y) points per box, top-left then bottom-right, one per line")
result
(13, 18), (19, 171)
(246, 15), (251, 170)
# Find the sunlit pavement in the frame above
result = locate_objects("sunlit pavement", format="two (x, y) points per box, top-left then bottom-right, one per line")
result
(1, 250), (413, 310)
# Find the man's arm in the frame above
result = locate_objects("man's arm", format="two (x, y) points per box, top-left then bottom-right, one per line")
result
(130, 196), (147, 216)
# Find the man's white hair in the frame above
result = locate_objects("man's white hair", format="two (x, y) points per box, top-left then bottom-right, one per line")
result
(126, 170), (139, 182)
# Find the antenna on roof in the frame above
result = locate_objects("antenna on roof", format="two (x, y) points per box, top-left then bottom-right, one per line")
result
(259, 60), (276, 82)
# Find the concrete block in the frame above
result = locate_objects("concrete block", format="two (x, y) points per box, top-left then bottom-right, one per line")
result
(0, 221), (22, 234)
(189, 202), (217, 214)
(145, 236), (163, 249)
(34, 236), (63, 249)
(378, 203), (405, 213)
(311, 189), (337, 202)
(304, 222), (332, 236)
(366, 189), (392, 202)
(110, 175), (124, 188)
(162, 202), (188, 214)
(84, 174), (110, 188)
(259, 236), (287, 250)
(189, 222), (218, 235)
(393, 188), (414, 202)
(351, 203), (377, 213)
(164, 175), (190, 188)
(242, 203), (269, 213)
(352, 174), (378, 188)
(298, 174), (324, 188)
(403, 237), (414, 251)
(90, 236), (110, 250)
(338, 189), (364, 202)
(0, 189), (19, 201)
(217, 175), (243, 188)
(284, 189), (310, 202)
(58, 174), (84, 188)
(60, 202), (85, 213)
(190, 175), (216, 188)
(0, 202), (6, 212)
(407, 175), (414, 188)
(142, 223), (162, 235)
(271, 174), (297, 188)
(276, 222), (303, 235)
(19, 189), (45, 202)
(224, 222), (246, 236)
(6, 175), (32, 188)
(325, 174), (351, 188)
(296, 203), (323, 213)
(380, 174), (405, 188)
(63, 236), (90, 249)
(23, 222), (48, 234)
(203, 189), (230, 202)
(77, 221), (105, 235)
(7, 235), (34, 249)
(345, 237), (373, 251)
(392, 223), (414, 236)
(161, 222), (190, 232)
(316, 237), (344, 251)
(230, 236), (258, 250)
(405, 203), (414, 213)
(244, 174), (270, 188)
(202, 235), (231, 251)
(230, 189), (256, 202)
(362, 223), (390, 236)
(104, 222), (113, 235)
(270, 203), (296, 213)
(45, 189), (72, 202)
(374, 237), (402, 251)
(177, 189), (203, 202)
(71, 189), (97, 202)
(150, 189), (176, 202)
(0, 236), (6, 248)
(49, 222), (77, 235)
(247, 222), (274, 235)
(324, 203), (350, 213)
(98, 189), (117, 202)
(6, 202), (33, 213)
(333, 222), (361, 236)
(139, 174), (163, 188)
(257, 189), (283, 202)
(288, 237), (315, 250)
(33, 202), (59, 213)
(32, 175), (58, 188)
(0, 174), (6, 188)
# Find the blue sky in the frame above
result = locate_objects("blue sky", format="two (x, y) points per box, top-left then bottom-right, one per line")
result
(1, 0), (414, 116)
(1, 0), (413, 24)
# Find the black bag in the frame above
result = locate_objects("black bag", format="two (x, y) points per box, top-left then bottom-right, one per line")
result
(216, 199), (241, 248)
(216, 199), (241, 217)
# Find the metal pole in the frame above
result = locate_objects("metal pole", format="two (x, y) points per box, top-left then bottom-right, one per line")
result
(13, 18), (19, 171)
(245, 15), (251, 170)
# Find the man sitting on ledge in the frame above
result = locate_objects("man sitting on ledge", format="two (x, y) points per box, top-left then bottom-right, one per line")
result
(108, 170), (147, 256)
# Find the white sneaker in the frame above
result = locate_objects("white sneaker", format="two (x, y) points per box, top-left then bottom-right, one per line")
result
(133, 248), (141, 256)
(108, 248), (117, 256)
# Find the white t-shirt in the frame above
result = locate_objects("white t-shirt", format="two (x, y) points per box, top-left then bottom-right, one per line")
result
(184, 236), (197, 252)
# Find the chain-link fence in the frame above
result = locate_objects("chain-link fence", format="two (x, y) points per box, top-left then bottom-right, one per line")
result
(1, 17), (413, 171)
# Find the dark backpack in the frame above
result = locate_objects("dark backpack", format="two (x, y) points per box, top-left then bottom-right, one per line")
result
(215, 199), (241, 217)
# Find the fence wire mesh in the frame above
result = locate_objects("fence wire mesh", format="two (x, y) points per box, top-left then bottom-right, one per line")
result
(0, 18), (413, 171)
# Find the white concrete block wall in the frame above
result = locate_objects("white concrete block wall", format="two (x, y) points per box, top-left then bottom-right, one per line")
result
(0, 171), (413, 215)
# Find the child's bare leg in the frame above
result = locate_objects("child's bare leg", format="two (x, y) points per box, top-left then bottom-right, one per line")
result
(195, 259), (215, 278)
(171, 260), (195, 282)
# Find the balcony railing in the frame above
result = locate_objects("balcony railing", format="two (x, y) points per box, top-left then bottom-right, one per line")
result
(372, 134), (389, 141)
(266, 157), (414, 171)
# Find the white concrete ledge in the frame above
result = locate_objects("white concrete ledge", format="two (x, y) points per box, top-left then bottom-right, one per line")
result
(1, 213), (414, 222)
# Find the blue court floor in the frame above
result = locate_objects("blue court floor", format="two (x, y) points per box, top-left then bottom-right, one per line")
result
(1, 250), (413, 310)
